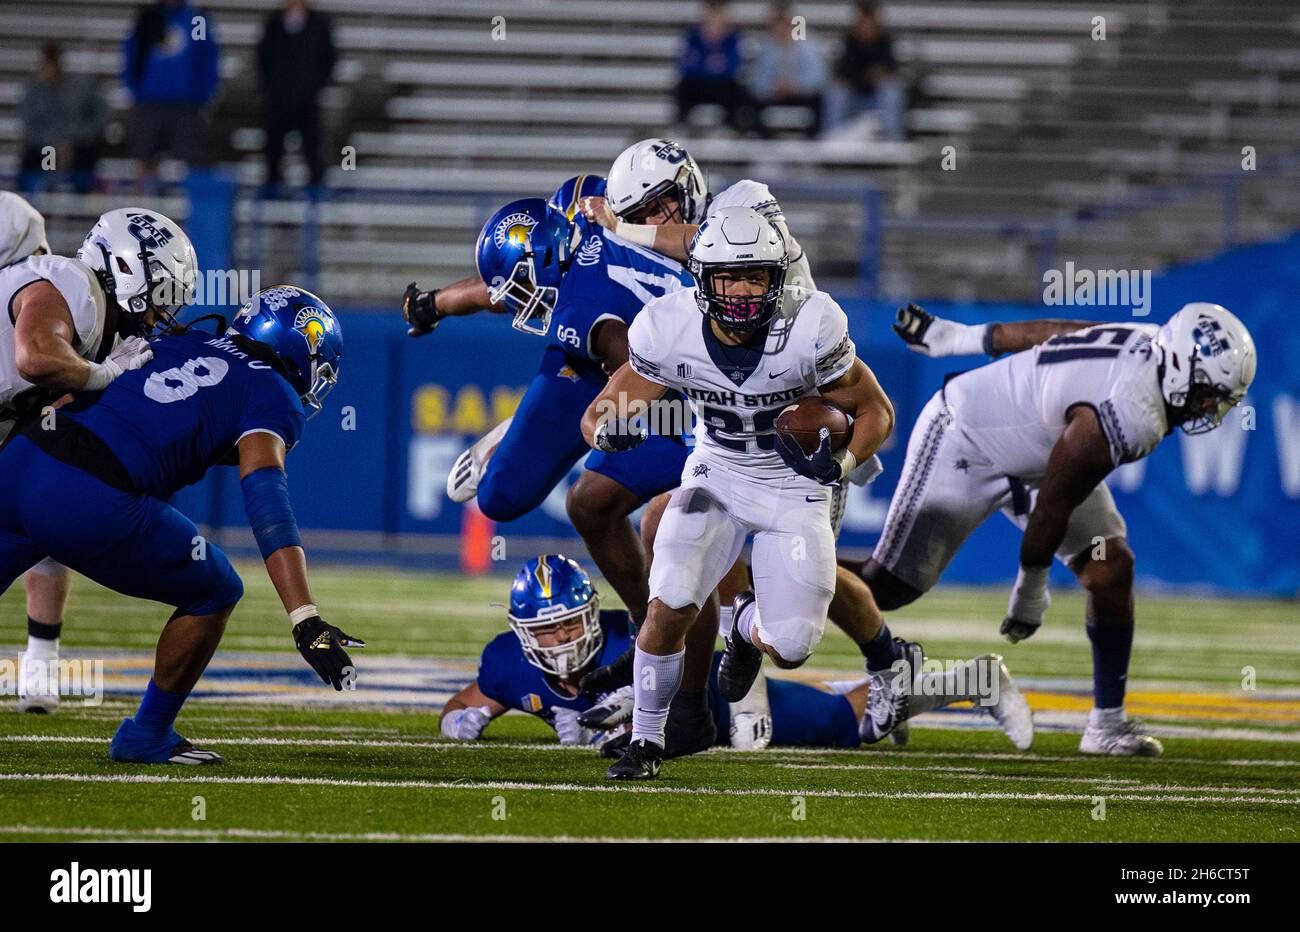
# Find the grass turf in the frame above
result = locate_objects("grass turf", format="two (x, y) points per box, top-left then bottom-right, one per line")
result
(1, 564), (1296, 842)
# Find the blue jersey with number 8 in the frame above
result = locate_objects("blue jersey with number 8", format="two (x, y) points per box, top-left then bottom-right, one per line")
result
(60, 329), (305, 498)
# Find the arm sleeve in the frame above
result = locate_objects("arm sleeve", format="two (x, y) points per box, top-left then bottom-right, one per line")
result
(626, 308), (671, 387)
(814, 300), (857, 385)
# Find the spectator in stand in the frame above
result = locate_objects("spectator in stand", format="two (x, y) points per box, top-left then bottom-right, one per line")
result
(20, 42), (107, 194)
(257, 0), (336, 197)
(824, 1), (906, 141)
(121, 0), (221, 190)
(749, 2), (827, 138)
(674, 0), (753, 133)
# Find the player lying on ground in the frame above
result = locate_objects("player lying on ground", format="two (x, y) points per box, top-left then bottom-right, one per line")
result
(845, 302), (1258, 757)
(439, 555), (1033, 754)
(581, 205), (903, 779)
(0, 286), (361, 764)
(1, 204), (184, 713)
(402, 186), (693, 633)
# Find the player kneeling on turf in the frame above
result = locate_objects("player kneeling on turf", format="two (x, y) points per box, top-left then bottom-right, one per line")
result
(0, 286), (361, 764)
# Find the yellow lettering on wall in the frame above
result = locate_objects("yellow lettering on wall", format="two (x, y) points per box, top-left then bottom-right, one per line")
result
(452, 385), (489, 434)
(411, 384), (449, 432)
(411, 384), (526, 434)
(491, 385), (526, 422)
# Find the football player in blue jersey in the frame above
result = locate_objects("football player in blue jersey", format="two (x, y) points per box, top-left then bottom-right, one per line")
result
(442, 555), (866, 751)
(441, 555), (1035, 754)
(0, 285), (362, 764)
(400, 184), (696, 636)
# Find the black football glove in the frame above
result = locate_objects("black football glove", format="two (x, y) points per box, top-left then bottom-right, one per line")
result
(402, 282), (442, 337)
(892, 303), (934, 349)
(775, 428), (844, 485)
(580, 644), (635, 693)
(593, 418), (647, 453)
(293, 616), (365, 690)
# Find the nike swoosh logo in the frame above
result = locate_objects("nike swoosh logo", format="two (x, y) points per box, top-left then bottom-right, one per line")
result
(769, 369), (790, 378)
(805, 496), (825, 503)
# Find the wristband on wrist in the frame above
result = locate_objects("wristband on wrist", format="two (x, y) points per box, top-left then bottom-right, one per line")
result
(84, 358), (121, 392)
(981, 323), (1000, 357)
(289, 603), (318, 627)
(614, 221), (658, 248)
(832, 448), (858, 480)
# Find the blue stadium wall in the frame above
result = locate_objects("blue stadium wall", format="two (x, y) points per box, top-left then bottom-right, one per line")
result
(172, 233), (1300, 596)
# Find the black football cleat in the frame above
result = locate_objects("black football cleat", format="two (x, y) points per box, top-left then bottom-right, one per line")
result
(606, 738), (663, 780)
(883, 638), (924, 746)
(600, 730), (632, 759)
(718, 591), (763, 702)
(663, 695), (717, 759)
(580, 644), (635, 693)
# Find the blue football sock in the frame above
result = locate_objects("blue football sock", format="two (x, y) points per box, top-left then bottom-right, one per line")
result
(133, 679), (189, 738)
(1086, 620), (1133, 709)
(862, 623), (899, 672)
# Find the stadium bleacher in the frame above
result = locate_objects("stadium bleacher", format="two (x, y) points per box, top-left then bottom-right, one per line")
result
(3, 0), (1299, 303)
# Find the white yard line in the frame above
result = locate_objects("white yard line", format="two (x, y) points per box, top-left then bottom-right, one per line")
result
(6, 733), (1297, 769)
(774, 763), (1300, 795)
(0, 824), (944, 843)
(0, 772), (1295, 805)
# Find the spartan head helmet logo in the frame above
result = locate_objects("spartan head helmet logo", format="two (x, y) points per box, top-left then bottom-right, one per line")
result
(294, 307), (326, 354)
(493, 212), (538, 249)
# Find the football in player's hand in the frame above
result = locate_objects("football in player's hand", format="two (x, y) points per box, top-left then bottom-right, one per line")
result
(775, 397), (851, 454)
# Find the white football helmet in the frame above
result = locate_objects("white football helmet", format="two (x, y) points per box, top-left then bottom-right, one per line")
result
(0, 191), (49, 268)
(1153, 302), (1256, 434)
(606, 138), (708, 225)
(76, 208), (198, 336)
(689, 205), (789, 331)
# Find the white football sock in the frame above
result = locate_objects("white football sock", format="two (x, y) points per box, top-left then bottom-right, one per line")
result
(25, 634), (59, 663)
(1088, 706), (1126, 728)
(630, 647), (684, 748)
(717, 604), (734, 639)
(735, 601), (758, 645)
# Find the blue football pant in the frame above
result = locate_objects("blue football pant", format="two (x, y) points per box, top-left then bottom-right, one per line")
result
(0, 437), (244, 617)
(476, 347), (691, 520)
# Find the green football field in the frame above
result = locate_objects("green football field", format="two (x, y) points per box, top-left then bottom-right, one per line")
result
(1, 563), (1297, 842)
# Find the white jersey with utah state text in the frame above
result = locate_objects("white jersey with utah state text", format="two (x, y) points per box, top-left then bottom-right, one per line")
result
(628, 285), (855, 478)
(708, 179), (814, 292)
(0, 254), (111, 436)
(942, 322), (1168, 480)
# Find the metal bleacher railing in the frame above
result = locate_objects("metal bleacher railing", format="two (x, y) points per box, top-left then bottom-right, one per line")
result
(217, 144), (1300, 309)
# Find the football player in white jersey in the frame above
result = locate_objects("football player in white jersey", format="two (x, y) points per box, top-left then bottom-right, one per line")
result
(854, 302), (1258, 756)
(578, 140), (921, 749)
(581, 206), (909, 779)
(0, 205), (196, 712)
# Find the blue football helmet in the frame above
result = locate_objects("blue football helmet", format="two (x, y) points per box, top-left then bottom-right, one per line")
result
(507, 555), (602, 677)
(228, 285), (342, 419)
(547, 174), (607, 221)
(475, 198), (577, 336)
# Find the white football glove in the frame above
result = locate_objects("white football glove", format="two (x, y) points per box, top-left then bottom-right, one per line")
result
(440, 705), (492, 740)
(893, 304), (989, 358)
(576, 685), (634, 730)
(553, 707), (600, 747)
(1002, 565), (1051, 643)
(84, 336), (154, 391)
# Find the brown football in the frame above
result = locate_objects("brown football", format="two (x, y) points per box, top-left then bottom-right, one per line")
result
(775, 397), (851, 454)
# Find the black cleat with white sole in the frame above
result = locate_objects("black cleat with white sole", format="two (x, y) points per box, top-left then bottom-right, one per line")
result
(606, 738), (663, 780)
(718, 591), (763, 702)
